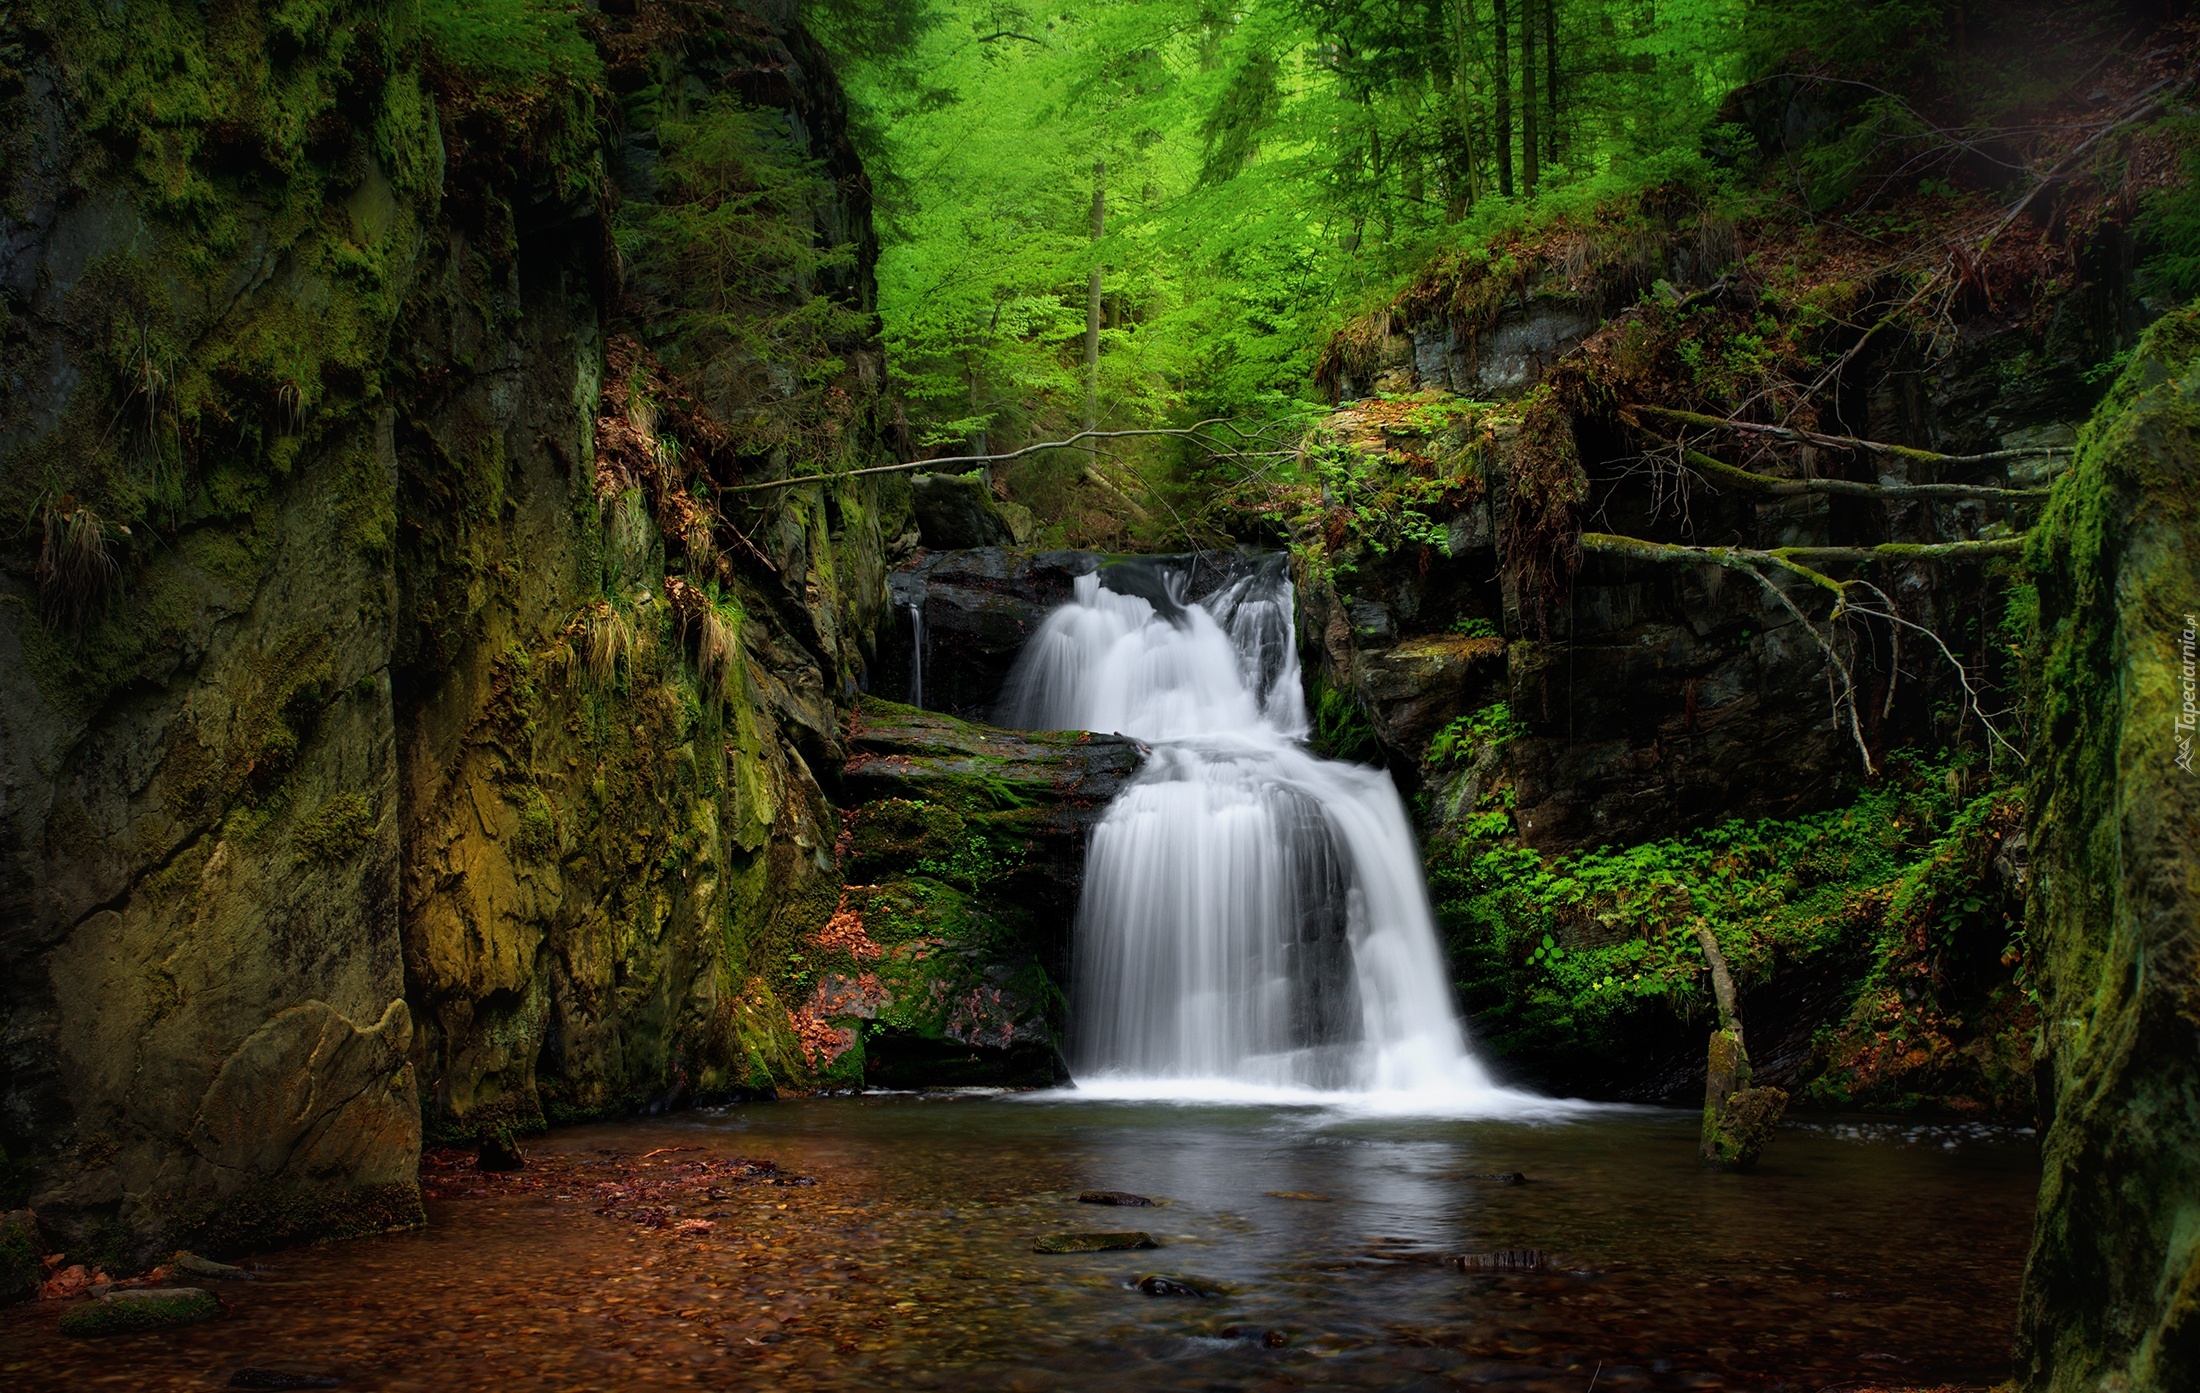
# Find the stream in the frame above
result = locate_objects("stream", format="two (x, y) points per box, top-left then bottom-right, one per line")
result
(0, 1094), (2035, 1391)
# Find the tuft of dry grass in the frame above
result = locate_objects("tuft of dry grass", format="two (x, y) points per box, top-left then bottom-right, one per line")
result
(36, 499), (122, 631)
(579, 602), (644, 686)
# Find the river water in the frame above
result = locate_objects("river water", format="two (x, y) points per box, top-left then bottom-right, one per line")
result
(0, 1094), (2036, 1391)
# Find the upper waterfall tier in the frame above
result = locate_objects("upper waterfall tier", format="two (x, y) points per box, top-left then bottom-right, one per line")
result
(1001, 555), (1547, 1113)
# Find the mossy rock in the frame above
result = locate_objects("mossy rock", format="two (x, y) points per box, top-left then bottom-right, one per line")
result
(1703, 1086), (1788, 1171)
(59, 1287), (221, 1337)
(1033, 1231), (1159, 1254)
(847, 799), (967, 877)
(0, 1210), (41, 1304)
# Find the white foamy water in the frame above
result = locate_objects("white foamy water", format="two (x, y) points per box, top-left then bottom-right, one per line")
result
(1000, 556), (1555, 1116)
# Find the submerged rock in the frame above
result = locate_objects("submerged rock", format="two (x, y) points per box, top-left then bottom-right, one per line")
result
(173, 1251), (256, 1281)
(1078, 1190), (1153, 1207)
(477, 1134), (527, 1172)
(1221, 1326), (1291, 1348)
(59, 1286), (221, 1336)
(1032, 1231), (1159, 1254)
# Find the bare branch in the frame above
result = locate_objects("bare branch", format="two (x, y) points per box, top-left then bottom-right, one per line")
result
(1629, 404), (2070, 473)
(721, 422), (1244, 495)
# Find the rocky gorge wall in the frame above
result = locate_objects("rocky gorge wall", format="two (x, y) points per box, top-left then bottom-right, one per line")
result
(0, 0), (1101, 1269)
(2015, 305), (2200, 1393)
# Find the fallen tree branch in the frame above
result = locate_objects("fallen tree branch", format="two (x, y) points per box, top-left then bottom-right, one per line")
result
(722, 422), (1250, 495)
(1638, 431), (2053, 504)
(1580, 532), (2027, 568)
(1630, 404), (2070, 473)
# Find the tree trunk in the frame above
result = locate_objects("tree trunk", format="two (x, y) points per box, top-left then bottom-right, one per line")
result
(1692, 918), (1787, 1170)
(1492, 0), (1513, 197)
(1084, 160), (1104, 436)
(1542, 0), (1560, 165)
(1520, 0), (1539, 194)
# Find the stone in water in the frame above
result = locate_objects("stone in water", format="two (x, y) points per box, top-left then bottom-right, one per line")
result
(1032, 1231), (1159, 1254)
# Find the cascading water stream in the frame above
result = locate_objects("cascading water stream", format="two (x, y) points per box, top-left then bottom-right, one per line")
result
(1002, 556), (1543, 1112)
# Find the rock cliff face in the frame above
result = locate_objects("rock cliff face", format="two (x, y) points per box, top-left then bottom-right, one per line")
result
(0, 0), (996, 1264)
(2016, 306), (2200, 1393)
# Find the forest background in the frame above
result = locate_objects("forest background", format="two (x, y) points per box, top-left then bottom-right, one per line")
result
(804, 0), (2185, 543)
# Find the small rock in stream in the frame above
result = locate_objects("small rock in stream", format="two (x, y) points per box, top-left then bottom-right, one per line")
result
(1078, 1190), (1152, 1207)
(58, 1287), (221, 1336)
(229, 1371), (342, 1389)
(1221, 1325), (1290, 1348)
(173, 1251), (257, 1281)
(1032, 1231), (1159, 1253)
(1135, 1273), (1222, 1298)
(1464, 1172), (1528, 1185)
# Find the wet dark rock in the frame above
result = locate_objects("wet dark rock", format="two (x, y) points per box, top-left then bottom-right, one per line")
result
(871, 548), (1268, 719)
(477, 1134), (526, 1172)
(229, 1371), (342, 1389)
(1221, 1326), (1291, 1348)
(1464, 1172), (1528, 1185)
(1135, 1273), (1221, 1298)
(58, 1286), (221, 1336)
(1079, 1190), (1153, 1207)
(872, 549), (1099, 717)
(173, 1250), (257, 1281)
(911, 473), (1020, 550)
(1032, 1231), (1160, 1254)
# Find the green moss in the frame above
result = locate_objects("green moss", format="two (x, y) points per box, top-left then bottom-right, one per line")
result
(1308, 669), (1382, 764)
(293, 792), (375, 864)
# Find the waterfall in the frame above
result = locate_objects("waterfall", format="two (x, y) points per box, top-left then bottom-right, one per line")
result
(1001, 555), (1538, 1111)
(901, 596), (926, 709)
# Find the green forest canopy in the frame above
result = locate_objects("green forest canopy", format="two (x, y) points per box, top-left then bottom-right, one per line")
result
(807, 0), (2139, 482)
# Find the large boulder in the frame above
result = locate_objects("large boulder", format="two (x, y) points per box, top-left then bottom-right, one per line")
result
(911, 473), (1029, 550)
(2016, 306), (2200, 1393)
(775, 699), (1142, 1087)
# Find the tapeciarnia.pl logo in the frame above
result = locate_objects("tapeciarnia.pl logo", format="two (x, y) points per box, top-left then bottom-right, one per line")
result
(2180, 614), (2198, 773)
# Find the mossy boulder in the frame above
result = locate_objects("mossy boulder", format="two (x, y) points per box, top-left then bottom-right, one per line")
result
(0, 1210), (42, 1304)
(1033, 1232), (1159, 1254)
(2016, 304), (2200, 1393)
(768, 700), (1144, 1087)
(59, 1287), (222, 1337)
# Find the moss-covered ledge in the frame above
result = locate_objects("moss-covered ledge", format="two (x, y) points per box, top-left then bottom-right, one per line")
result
(2017, 302), (2200, 1393)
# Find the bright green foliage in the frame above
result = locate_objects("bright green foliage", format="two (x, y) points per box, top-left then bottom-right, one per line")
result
(823, 0), (1757, 526)
(1426, 702), (1522, 768)
(1436, 750), (2033, 1114)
